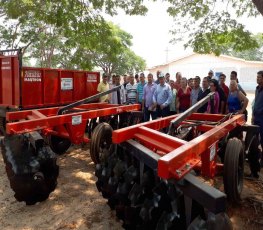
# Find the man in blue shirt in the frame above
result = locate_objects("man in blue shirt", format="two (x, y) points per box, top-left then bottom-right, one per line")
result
(153, 73), (172, 118)
(142, 73), (157, 121)
(252, 71), (263, 169)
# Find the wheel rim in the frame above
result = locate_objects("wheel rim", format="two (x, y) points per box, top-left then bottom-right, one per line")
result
(90, 123), (113, 164)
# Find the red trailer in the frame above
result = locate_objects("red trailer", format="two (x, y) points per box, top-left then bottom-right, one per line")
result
(0, 49), (100, 131)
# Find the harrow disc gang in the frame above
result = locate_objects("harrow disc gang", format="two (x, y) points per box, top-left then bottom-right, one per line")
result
(94, 143), (232, 229)
(1, 134), (59, 205)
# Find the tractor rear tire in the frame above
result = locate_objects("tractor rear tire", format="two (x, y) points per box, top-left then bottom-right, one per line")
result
(223, 138), (244, 203)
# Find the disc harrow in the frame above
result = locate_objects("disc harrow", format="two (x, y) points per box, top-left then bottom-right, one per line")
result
(92, 93), (260, 229)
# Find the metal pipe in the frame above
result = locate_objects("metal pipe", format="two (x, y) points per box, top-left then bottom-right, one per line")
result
(168, 92), (215, 134)
(57, 84), (123, 115)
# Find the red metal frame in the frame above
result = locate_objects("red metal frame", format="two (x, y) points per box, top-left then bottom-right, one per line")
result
(112, 113), (246, 180)
(6, 103), (140, 144)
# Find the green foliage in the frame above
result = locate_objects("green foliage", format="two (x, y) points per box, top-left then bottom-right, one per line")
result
(167, 0), (262, 55)
(223, 33), (263, 61)
(0, 0), (146, 72)
(58, 23), (146, 75)
(1, 0), (263, 67)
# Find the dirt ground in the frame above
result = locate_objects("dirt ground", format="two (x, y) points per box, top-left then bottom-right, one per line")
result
(0, 145), (123, 230)
(0, 145), (262, 230)
(0, 93), (262, 230)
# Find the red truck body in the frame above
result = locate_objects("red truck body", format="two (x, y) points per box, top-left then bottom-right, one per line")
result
(0, 53), (100, 110)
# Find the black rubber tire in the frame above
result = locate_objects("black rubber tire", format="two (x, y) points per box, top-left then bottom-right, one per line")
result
(90, 122), (113, 164)
(223, 138), (244, 203)
(48, 135), (71, 155)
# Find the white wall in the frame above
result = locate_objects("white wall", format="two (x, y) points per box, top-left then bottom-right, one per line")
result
(148, 54), (263, 89)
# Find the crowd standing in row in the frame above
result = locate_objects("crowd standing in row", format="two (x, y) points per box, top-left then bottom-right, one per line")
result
(97, 70), (263, 178)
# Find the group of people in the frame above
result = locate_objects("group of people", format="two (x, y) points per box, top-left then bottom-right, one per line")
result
(97, 70), (251, 120)
(97, 70), (263, 177)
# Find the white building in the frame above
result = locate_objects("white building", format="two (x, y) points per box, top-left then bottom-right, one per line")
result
(147, 53), (263, 90)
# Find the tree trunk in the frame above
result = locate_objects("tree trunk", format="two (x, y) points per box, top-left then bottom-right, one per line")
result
(252, 0), (263, 16)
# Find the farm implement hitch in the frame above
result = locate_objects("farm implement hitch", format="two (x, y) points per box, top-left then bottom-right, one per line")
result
(92, 92), (260, 229)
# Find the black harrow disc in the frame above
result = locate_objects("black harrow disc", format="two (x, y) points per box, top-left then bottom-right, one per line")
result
(0, 116), (6, 135)
(90, 122), (114, 164)
(1, 134), (59, 205)
(95, 142), (233, 229)
(48, 135), (71, 155)
(223, 137), (244, 203)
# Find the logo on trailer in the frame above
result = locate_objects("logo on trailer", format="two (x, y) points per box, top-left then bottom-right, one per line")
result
(87, 74), (97, 82)
(24, 70), (42, 82)
(61, 78), (73, 90)
(1, 60), (11, 70)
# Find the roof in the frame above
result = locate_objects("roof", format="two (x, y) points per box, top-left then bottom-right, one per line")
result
(147, 53), (263, 70)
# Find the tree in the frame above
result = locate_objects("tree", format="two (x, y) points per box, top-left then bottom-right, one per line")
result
(0, 3), (146, 72)
(0, 1), (146, 71)
(2, 0), (263, 61)
(166, 0), (263, 55)
(59, 23), (146, 75)
(223, 33), (263, 61)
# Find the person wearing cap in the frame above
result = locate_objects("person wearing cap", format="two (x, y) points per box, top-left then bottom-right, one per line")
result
(153, 73), (172, 118)
(97, 73), (109, 102)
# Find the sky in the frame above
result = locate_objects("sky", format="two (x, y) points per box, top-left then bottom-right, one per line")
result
(105, 0), (263, 68)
